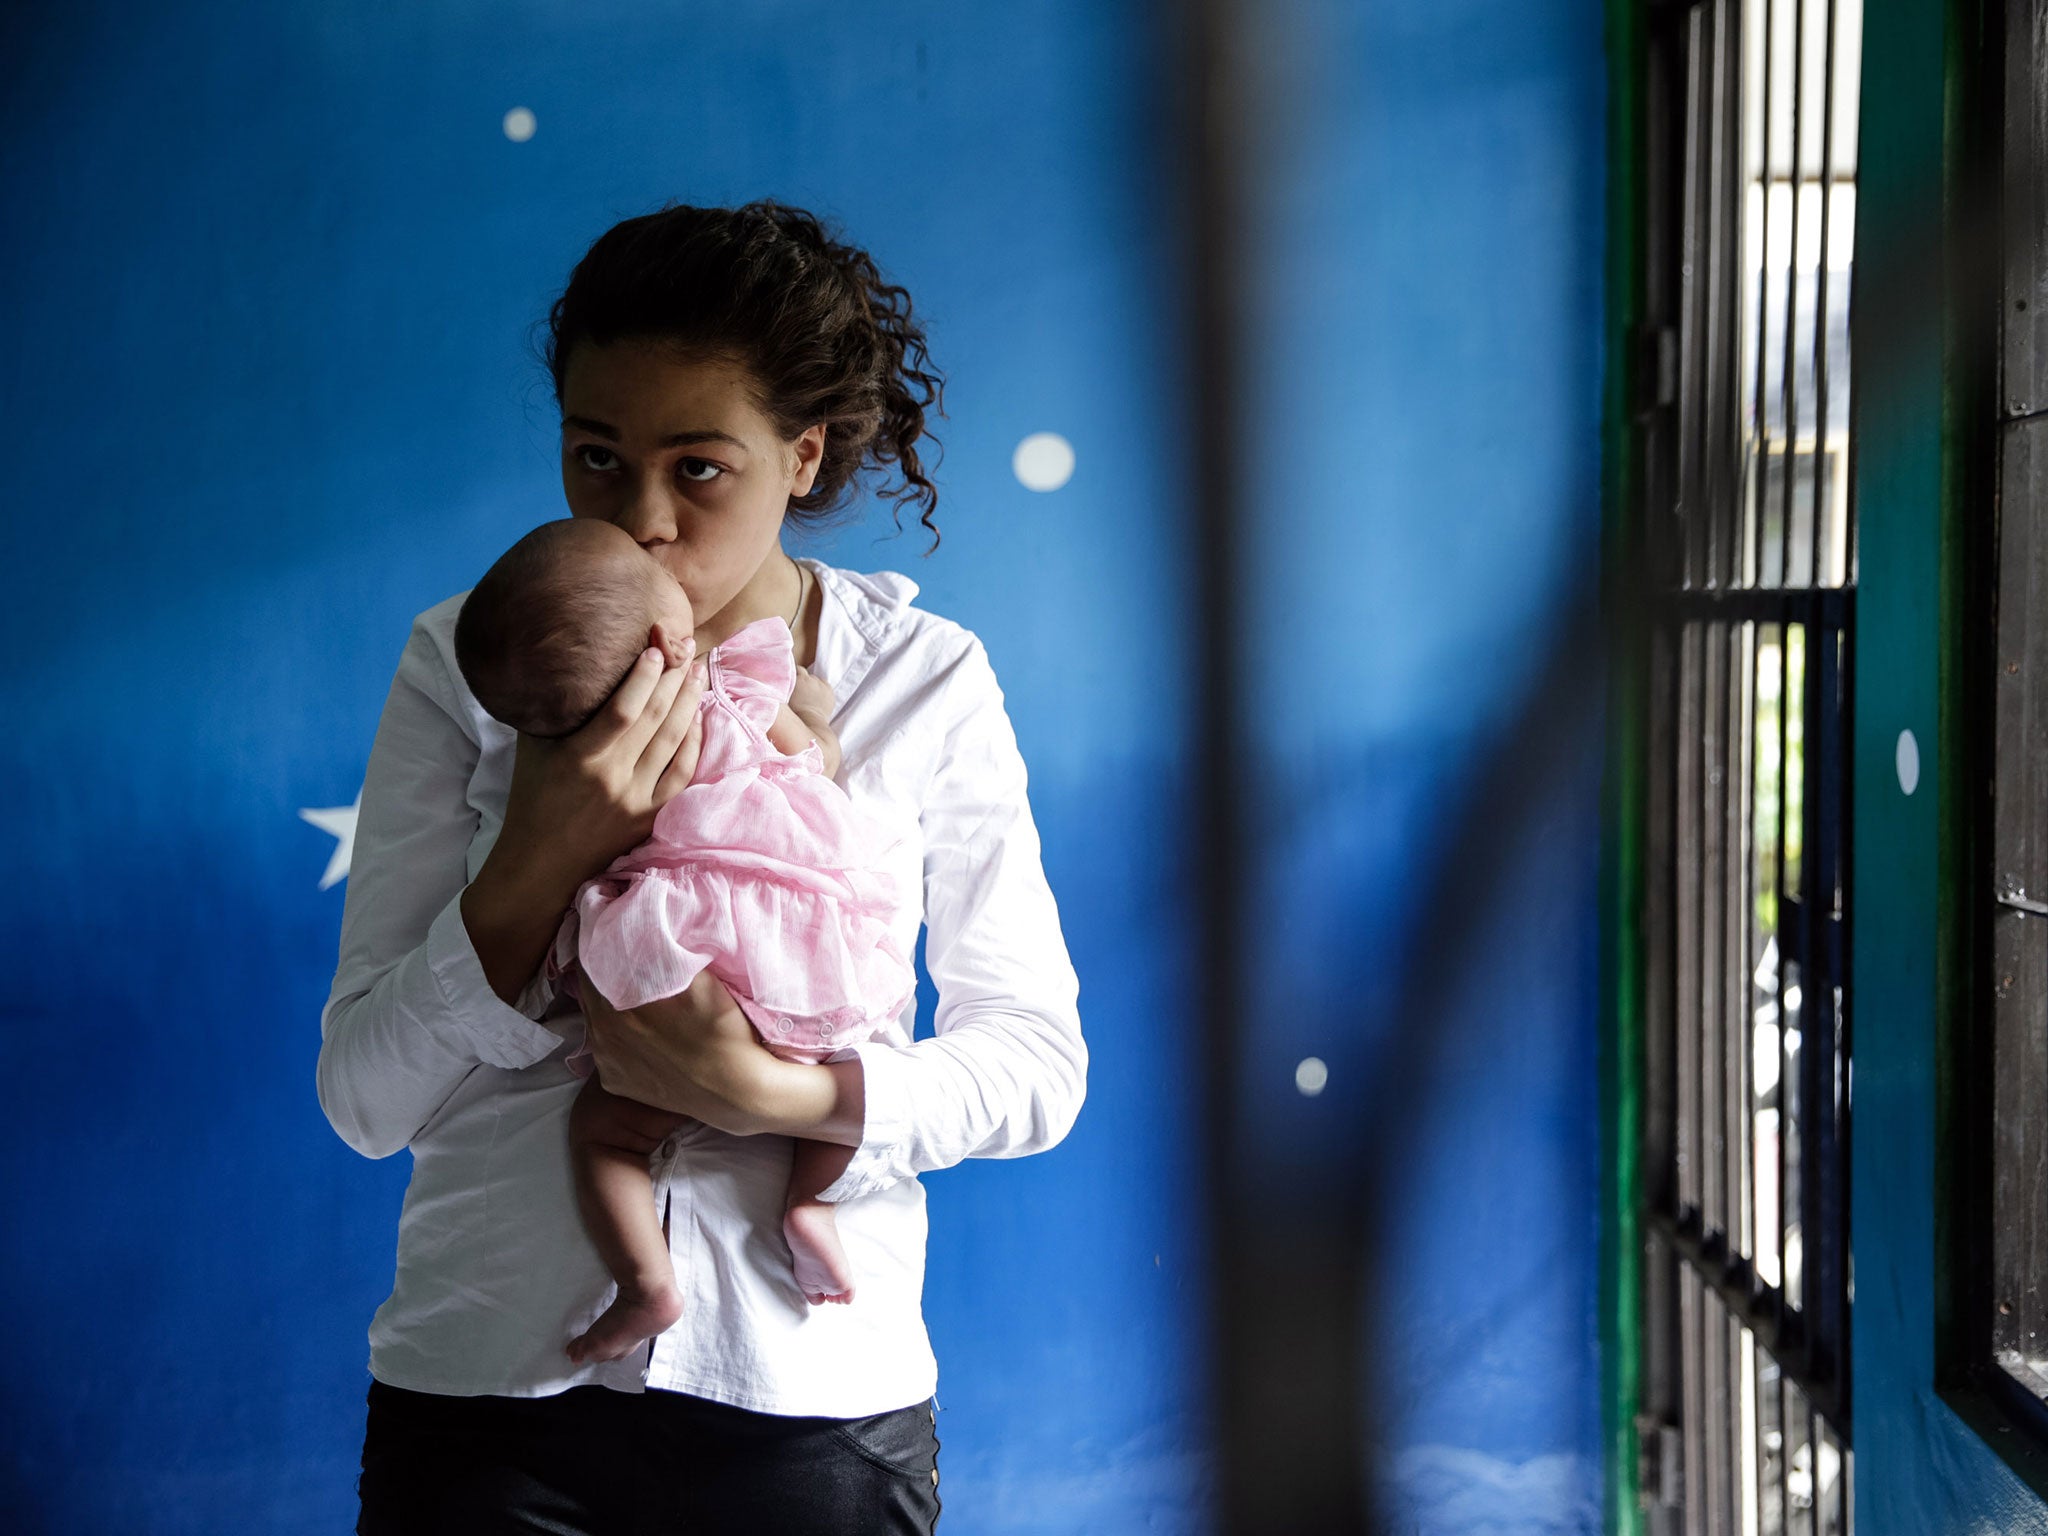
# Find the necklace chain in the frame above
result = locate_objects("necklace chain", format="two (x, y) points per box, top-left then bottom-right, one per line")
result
(706, 560), (806, 663)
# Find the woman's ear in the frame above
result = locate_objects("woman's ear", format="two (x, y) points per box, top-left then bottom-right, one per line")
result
(791, 424), (828, 497)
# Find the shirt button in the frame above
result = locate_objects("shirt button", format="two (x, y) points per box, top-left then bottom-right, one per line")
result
(776, 1017), (793, 1034)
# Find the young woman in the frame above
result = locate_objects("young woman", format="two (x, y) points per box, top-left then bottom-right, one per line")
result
(317, 201), (1087, 1533)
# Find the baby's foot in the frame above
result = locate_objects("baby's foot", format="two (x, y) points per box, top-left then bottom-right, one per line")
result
(566, 1279), (683, 1365)
(784, 1201), (856, 1305)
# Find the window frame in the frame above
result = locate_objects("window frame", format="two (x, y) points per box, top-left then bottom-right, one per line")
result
(1940, 0), (2048, 1496)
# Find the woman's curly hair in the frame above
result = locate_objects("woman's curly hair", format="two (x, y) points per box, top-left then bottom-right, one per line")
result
(544, 200), (944, 550)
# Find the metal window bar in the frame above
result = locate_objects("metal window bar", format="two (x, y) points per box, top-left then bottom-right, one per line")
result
(1637, 0), (1860, 1528)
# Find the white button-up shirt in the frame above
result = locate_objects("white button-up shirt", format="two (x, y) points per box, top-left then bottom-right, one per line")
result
(316, 557), (1087, 1416)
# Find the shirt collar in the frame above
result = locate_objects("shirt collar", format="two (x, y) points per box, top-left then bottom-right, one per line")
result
(800, 558), (920, 699)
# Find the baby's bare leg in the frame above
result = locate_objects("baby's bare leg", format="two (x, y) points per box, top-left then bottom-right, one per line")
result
(783, 1138), (859, 1305)
(565, 1077), (689, 1364)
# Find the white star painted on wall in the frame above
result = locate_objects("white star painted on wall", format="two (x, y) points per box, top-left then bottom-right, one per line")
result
(300, 796), (360, 890)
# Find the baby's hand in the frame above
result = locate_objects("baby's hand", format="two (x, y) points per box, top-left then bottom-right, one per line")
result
(789, 666), (835, 724)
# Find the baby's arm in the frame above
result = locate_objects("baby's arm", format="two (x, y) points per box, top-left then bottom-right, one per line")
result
(768, 667), (843, 777)
(767, 703), (843, 778)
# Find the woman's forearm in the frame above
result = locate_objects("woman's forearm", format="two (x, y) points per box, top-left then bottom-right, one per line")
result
(808, 1058), (866, 1145)
(747, 1057), (862, 1145)
(460, 652), (713, 1009)
(634, 1039), (865, 1146)
(582, 978), (867, 1145)
(461, 845), (584, 1007)
(467, 866), (871, 1145)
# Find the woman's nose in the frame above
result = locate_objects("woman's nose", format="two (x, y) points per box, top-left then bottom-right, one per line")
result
(612, 479), (679, 547)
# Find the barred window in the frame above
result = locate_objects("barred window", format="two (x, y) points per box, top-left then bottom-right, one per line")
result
(1632, 0), (1862, 1528)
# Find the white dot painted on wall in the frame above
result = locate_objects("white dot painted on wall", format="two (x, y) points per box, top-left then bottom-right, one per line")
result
(1294, 1057), (1329, 1097)
(503, 107), (537, 143)
(1896, 728), (1921, 796)
(1012, 432), (1075, 492)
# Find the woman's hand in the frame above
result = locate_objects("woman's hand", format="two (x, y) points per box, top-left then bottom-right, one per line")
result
(500, 645), (711, 893)
(580, 969), (867, 1147)
(462, 646), (708, 1006)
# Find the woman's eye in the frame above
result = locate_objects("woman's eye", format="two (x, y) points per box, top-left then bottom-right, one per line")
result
(573, 445), (619, 473)
(676, 458), (723, 484)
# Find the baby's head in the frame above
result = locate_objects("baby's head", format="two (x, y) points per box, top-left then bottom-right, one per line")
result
(454, 519), (694, 738)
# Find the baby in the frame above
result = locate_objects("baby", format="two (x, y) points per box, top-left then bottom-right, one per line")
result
(454, 518), (917, 1364)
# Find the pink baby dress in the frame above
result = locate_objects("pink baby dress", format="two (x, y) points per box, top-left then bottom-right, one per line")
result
(551, 616), (917, 1066)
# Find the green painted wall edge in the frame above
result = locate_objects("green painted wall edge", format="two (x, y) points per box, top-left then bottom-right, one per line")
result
(1599, 0), (1645, 1529)
(1850, 0), (2048, 1525)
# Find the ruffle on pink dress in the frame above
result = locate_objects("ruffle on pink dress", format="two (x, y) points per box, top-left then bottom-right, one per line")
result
(551, 616), (917, 1068)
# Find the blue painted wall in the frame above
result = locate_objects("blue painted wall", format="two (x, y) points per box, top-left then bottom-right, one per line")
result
(0, 1), (1606, 1531)
(1237, 2), (1608, 1530)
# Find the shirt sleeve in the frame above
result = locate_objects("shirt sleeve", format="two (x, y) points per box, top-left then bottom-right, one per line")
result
(315, 611), (566, 1160)
(818, 634), (1087, 1202)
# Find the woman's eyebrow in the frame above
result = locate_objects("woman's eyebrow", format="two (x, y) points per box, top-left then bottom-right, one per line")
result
(561, 415), (746, 450)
